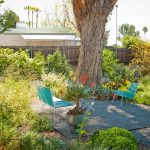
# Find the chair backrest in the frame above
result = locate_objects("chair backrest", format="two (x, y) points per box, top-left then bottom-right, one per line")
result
(37, 86), (54, 107)
(127, 82), (139, 94)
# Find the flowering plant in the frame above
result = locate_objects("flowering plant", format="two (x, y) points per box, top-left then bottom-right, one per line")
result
(64, 74), (92, 115)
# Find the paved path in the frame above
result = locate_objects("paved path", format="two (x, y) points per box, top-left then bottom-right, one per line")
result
(32, 100), (150, 147)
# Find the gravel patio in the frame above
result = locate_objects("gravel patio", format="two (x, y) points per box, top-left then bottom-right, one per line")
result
(32, 99), (150, 148)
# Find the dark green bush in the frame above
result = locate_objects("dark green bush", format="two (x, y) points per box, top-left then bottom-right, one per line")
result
(89, 127), (138, 150)
(102, 48), (120, 78)
(31, 114), (54, 132)
(47, 49), (72, 76)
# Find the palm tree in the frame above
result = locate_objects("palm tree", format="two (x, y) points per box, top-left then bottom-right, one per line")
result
(24, 6), (31, 28)
(31, 6), (35, 28)
(143, 26), (148, 39)
(34, 7), (40, 28)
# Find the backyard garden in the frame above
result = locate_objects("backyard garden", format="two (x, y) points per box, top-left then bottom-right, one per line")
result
(1, 0), (150, 149)
(0, 35), (150, 149)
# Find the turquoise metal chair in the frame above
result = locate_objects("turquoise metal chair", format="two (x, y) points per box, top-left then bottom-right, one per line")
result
(112, 82), (139, 106)
(37, 86), (74, 120)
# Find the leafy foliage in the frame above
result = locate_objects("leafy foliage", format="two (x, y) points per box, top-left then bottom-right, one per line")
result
(0, 78), (35, 149)
(129, 38), (150, 76)
(102, 49), (137, 89)
(31, 114), (54, 132)
(0, 48), (45, 78)
(2, 10), (19, 28)
(89, 127), (138, 150)
(42, 72), (67, 98)
(47, 49), (73, 76)
(121, 35), (140, 49)
(21, 132), (67, 150)
(135, 75), (150, 106)
(102, 49), (120, 78)
(0, 48), (14, 74)
(118, 24), (140, 40)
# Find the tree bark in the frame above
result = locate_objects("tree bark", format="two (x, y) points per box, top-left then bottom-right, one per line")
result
(72, 0), (117, 84)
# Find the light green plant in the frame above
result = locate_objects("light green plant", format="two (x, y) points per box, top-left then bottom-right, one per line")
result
(0, 48), (45, 78)
(89, 127), (138, 150)
(47, 49), (72, 76)
(0, 78), (36, 149)
(129, 38), (150, 76)
(70, 112), (91, 150)
(102, 48), (120, 78)
(31, 114), (54, 132)
(135, 75), (150, 106)
(21, 132), (67, 150)
(42, 72), (67, 98)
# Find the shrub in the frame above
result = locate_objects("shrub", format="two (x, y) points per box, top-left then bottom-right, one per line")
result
(0, 123), (20, 149)
(31, 51), (46, 78)
(102, 49), (137, 89)
(102, 49), (120, 78)
(89, 127), (138, 150)
(135, 75), (150, 106)
(31, 114), (54, 132)
(121, 35), (140, 49)
(129, 38), (150, 76)
(0, 79), (35, 127)
(0, 48), (45, 78)
(42, 72), (67, 98)
(21, 132), (67, 150)
(47, 49), (72, 76)
(0, 48), (14, 74)
(0, 78), (36, 149)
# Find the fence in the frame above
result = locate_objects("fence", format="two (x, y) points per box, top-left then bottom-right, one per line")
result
(0, 45), (80, 64)
(107, 47), (133, 64)
(0, 45), (133, 64)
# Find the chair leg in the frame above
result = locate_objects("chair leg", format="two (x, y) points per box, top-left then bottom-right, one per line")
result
(112, 94), (116, 103)
(121, 97), (123, 107)
(53, 108), (61, 126)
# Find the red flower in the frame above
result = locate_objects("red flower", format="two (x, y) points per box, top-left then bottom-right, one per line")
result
(90, 82), (95, 88)
(80, 74), (88, 84)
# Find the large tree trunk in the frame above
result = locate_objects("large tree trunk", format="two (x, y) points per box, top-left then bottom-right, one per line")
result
(73, 0), (117, 84)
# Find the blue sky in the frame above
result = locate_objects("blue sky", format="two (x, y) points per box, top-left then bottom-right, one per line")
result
(1, 0), (150, 45)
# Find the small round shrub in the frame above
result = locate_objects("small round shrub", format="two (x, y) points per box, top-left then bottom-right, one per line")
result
(31, 114), (54, 132)
(21, 132), (67, 150)
(89, 127), (138, 150)
(47, 49), (72, 76)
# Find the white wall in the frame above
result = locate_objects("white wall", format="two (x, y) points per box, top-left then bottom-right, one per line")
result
(0, 35), (78, 46)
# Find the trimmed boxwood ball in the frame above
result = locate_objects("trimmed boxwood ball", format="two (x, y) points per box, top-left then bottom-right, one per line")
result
(89, 127), (138, 150)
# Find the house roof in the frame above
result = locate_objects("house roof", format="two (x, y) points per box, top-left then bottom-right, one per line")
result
(3, 27), (75, 35)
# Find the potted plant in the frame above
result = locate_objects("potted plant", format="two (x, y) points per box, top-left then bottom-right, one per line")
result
(64, 81), (91, 127)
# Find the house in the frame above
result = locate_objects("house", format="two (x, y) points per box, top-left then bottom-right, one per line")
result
(0, 27), (80, 47)
(0, 27), (80, 63)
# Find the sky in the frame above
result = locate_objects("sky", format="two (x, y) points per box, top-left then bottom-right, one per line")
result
(0, 0), (150, 45)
